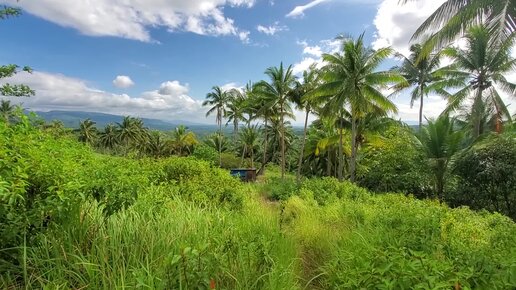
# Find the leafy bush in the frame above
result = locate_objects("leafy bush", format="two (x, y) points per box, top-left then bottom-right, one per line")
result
(450, 133), (516, 219)
(282, 193), (516, 289)
(357, 125), (431, 197)
(191, 144), (218, 164)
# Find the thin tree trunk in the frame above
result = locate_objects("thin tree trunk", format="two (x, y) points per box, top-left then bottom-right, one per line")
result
(419, 85), (424, 132)
(350, 115), (357, 183)
(261, 117), (268, 175)
(326, 150), (331, 177)
(296, 108), (310, 183)
(218, 118), (222, 167)
(251, 148), (254, 168)
(234, 118), (238, 143)
(280, 103), (286, 179)
(240, 146), (246, 168)
(338, 116), (344, 181)
(472, 89), (484, 139)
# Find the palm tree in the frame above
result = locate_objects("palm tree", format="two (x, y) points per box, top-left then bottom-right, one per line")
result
(100, 124), (119, 149)
(116, 116), (147, 148)
(290, 65), (321, 182)
(204, 132), (230, 153)
(78, 119), (98, 145)
(404, 0), (515, 55)
(417, 114), (464, 200)
(0, 99), (15, 123)
(251, 85), (276, 175)
(145, 131), (169, 158)
(308, 34), (403, 182)
(304, 116), (347, 178)
(442, 25), (515, 138)
(392, 44), (459, 130)
(238, 125), (260, 168)
(172, 125), (198, 156)
(254, 63), (296, 179)
(263, 116), (296, 168)
(203, 86), (231, 166)
(225, 88), (246, 142)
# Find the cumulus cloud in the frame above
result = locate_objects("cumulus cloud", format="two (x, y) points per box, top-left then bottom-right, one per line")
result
(2, 0), (254, 42)
(1, 71), (210, 123)
(286, 0), (328, 18)
(112, 75), (135, 88)
(372, 0), (446, 55)
(292, 38), (341, 75)
(256, 22), (288, 36)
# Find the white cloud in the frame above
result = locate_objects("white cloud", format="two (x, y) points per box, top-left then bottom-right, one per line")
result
(372, 0), (446, 55)
(286, 0), (329, 18)
(1, 71), (210, 123)
(256, 22), (288, 36)
(392, 96), (448, 122)
(292, 57), (318, 75)
(2, 0), (254, 42)
(292, 38), (341, 75)
(112, 75), (135, 88)
(220, 82), (243, 92)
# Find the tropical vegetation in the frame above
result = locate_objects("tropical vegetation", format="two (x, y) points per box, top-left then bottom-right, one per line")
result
(1, 0), (516, 289)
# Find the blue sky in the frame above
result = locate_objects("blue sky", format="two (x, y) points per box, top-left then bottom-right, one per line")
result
(0, 0), (457, 124)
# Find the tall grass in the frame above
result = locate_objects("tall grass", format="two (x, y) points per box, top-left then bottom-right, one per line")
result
(4, 195), (299, 289)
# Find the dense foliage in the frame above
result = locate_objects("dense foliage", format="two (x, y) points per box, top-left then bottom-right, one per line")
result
(450, 134), (516, 219)
(2, 114), (516, 289)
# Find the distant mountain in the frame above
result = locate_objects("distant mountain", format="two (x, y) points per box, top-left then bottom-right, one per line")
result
(31, 110), (210, 132)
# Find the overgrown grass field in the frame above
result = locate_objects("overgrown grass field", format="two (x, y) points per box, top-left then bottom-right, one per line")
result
(2, 115), (516, 289)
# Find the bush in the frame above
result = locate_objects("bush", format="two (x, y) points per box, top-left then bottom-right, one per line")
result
(357, 125), (431, 197)
(191, 144), (218, 164)
(450, 133), (516, 219)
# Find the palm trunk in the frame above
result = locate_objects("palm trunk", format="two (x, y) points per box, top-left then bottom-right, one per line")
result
(251, 148), (254, 168)
(218, 119), (222, 167)
(280, 103), (286, 179)
(338, 116), (344, 182)
(296, 108), (310, 183)
(472, 89), (484, 139)
(326, 150), (331, 177)
(240, 146), (246, 167)
(350, 115), (357, 183)
(234, 118), (238, 143)
(419, 85), (424, 132)
(261, 117), (268, 175)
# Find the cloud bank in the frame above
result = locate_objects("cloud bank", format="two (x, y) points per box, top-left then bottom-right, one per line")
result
(1, 0), (254, 42)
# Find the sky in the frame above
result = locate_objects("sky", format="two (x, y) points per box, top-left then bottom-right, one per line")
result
(0, 0), (512, 125)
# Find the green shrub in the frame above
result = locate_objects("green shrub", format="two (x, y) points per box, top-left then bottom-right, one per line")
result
(450, 133), (516, 219)
(357, 125), (431, 197)
(191, 144), (218, 164)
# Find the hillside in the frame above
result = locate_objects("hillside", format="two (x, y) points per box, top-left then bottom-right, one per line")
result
(2, 112), (516, 289)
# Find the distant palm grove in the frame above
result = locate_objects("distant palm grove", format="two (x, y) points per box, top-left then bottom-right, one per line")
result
(2, 1), (516, 289)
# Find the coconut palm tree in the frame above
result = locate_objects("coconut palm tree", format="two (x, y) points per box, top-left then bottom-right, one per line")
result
(392, 44), (460, 130)
(254, 63), (296, 179)
(238, 124), (260, 168)
(308, 34), (403, 182)
(172, 125), (198, 156)
(204, 132), (230, 153)
(100, 124), (118, 149)
(145, 131), (169, 158)
(225, 88), (246, 142)
(290, 65), (322, 182)
(442, 25), (515, 138)
(250, 85), (277, 175)
(404, 0), (515, 55)
(0, 99), (15, 123)
(203, 86), (231, 166)
(78, 119), (98, 145)
(417, 114), (464, 200)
